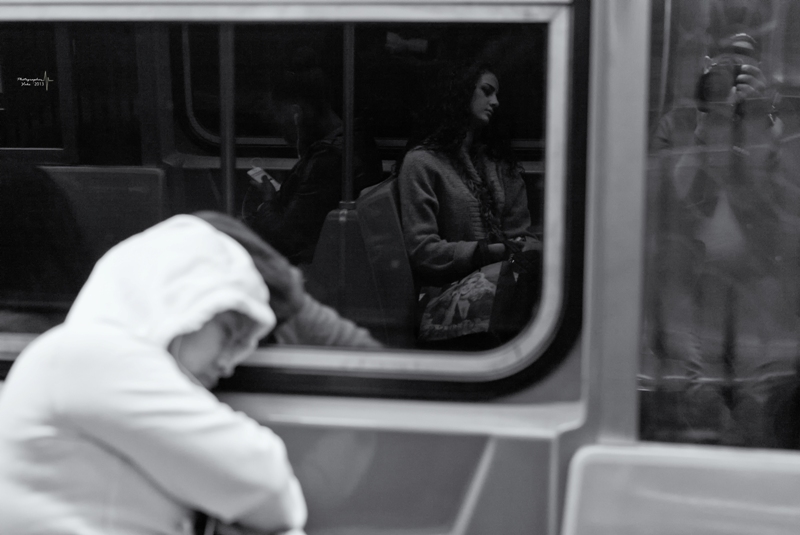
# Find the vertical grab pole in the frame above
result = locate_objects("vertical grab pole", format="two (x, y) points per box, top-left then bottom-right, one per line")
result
(336, 23), (356, 312)
(340, 23), (356, 209)
(220, 24), (236, 215)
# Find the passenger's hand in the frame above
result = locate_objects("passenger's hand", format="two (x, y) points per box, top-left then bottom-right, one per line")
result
(703, 64), (768, 122)
(734, 64), (767, 101)
(265, 263), (306, 324)
(256, 180), (277, 202)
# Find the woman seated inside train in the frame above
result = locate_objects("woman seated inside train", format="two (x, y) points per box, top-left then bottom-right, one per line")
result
(0, 214), (307, 535)
(397, 62), (540, 347)
(243, 47), (383, 267)
(398, 62), (539, 286)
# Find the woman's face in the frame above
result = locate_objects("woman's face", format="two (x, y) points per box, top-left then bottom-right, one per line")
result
(470, 72), (500, 127)
(169, 311), (254, 389)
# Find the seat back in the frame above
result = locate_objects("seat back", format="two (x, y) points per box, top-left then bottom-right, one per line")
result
(306, 176), (417, 348)
(355, 176), (417, 346)
(561, 443), (800, 535)
(44, 166), (167, 263)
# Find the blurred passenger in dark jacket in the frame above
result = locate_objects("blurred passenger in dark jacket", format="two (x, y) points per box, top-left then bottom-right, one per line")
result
(243, 48), (382, 266)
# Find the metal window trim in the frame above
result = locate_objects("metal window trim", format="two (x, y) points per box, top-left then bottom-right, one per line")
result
(0, 1), (572, 22)
(581, 0), (651, 442)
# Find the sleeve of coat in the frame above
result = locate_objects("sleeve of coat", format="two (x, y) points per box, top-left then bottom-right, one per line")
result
(398, 150), (478, 283)
(273, 294), (382, 348)
(53, 344), (307, 531)
(498, 162), (536, 240)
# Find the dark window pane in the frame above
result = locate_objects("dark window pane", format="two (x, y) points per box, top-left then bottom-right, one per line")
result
(0, 23), (62, 148)
(72, 23), (141, 165)
(175, 24), (342, 149)
(354, 24), (546, 155)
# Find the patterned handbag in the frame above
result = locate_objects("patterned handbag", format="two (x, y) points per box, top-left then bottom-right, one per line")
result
(418, 248), (540, 343)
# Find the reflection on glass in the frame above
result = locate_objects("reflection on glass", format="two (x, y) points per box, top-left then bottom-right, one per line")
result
(642, 0), (800, 448)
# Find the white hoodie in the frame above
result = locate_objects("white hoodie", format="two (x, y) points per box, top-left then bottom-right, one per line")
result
(0, 215), (307, 534)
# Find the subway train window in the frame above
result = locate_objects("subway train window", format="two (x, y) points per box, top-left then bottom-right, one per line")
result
(641, 0), (800, 448)
(0, 7), (574, 385)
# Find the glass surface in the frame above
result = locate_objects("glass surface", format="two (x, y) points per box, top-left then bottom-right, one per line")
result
(354, 24), (546, 156)
(0, 23), (63, 148)
(641, 0), (800, 448)
(176, 23), (545, 157)
(177, 24), (343, 145)
(2, 21), (551, 365)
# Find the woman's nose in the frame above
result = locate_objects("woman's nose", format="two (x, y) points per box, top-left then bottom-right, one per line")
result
(490, 95), (499, 108)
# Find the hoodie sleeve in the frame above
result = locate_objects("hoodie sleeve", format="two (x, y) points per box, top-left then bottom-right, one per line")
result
(398, 150), (480, 283)
(273, 294), (382, 348)
(53, 336), (306, 531)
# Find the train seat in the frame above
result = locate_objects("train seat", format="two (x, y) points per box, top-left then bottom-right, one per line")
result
(561, 443), (800, 535)
(305, 175), (417, 348)
(43, 166), (167, 263)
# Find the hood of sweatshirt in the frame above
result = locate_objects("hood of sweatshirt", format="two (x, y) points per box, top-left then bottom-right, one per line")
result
(65, 214), (275, 350)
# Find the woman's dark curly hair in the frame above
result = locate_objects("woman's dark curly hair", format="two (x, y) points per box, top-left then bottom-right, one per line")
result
(420, 61), (514, 163)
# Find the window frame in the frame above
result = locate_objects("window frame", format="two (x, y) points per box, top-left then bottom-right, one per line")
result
(0, 1), (578, 389)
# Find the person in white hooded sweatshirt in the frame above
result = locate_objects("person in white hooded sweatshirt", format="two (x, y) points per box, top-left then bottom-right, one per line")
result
(0, 215), (307, 534)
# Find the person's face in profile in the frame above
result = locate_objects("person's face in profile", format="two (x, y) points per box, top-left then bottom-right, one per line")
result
(263, 92), (300, 147)
(470, 72), (500, 127)
(169, 310), (255, 389)
(278, 103), (302, 147)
